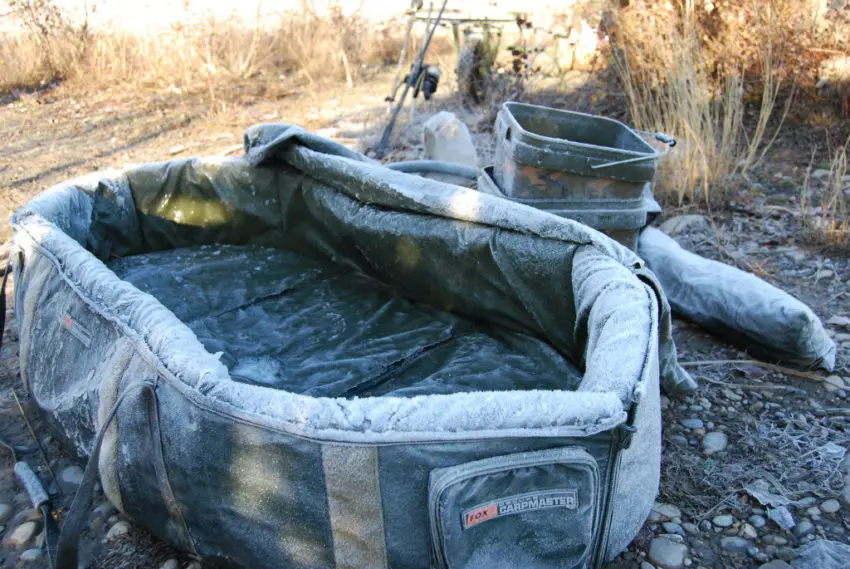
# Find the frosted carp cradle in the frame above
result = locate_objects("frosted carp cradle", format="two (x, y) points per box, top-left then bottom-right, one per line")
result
(10, 123), (694, 569)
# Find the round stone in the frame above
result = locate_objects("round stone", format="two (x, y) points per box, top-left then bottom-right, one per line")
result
(825, 376), (846, 389)
(749, 514), (766, 528)
(640, 562), (655, 569)
(713, 514), (735, 528)
(763, 534), (788, 546)
(106, 521), (130, 541)
(681, 418), (705, 429)
(757, 561), (792, 569)
(663, 522), (684, 535)
(776, 547), (797, 561)
(703, 431), (728, 455)
(0, 503), (12, 523)
(19, 548), (44, 563)
(3, 521), (40, 548)
(59, 465), (85, 491)
(720, 536), (752, 554)
(93, 500), (116, 519)
(793, 519), (814, 537)
(650, 502), (682, 522)
(820, 499), (841, 514)
(682, 522), (699, 535)
(649, 536), (688, 569)
(740, 522), (758, 540)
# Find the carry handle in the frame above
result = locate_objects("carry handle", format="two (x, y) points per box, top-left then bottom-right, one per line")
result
(14, 462), (49, 510)
(589, 131), (676, 171)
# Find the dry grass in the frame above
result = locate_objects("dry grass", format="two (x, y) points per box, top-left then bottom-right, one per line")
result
(801, 136), (850, 252)
(612, 1), (792, 207)
(0, 2), (411, 100)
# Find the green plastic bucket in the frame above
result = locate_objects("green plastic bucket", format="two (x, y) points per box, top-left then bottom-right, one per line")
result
(478, 166), (651, 250)
(493, 102), (673, 200)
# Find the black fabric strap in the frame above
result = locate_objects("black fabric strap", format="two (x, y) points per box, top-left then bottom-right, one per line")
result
(56, 382), (152, 569)
(0, 260), (11, 352)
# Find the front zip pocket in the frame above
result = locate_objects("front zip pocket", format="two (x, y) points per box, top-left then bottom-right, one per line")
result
(429, 447), (600, 569)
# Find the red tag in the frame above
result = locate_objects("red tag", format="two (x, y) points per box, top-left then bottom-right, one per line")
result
(63, 315), (73, 330)
(464, 503), (497, 528)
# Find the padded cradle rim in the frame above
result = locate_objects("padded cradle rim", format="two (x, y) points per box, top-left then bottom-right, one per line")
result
(11, 124), (685, 442)
(14, 216), (635, 443)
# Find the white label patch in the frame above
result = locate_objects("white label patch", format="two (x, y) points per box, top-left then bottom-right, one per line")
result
(462, 489), (578, 529)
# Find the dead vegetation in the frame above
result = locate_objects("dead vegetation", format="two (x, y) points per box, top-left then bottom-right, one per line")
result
(801, 136), (850, 253)
(608, 0), (849, 210)
(0, 0), (414, 101)
(611, 1), (787, 207)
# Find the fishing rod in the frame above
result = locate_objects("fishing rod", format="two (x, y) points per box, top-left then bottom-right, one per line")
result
(374, 0), (449, 159)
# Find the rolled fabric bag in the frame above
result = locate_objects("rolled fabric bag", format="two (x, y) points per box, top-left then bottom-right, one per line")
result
(638, 227), (837, 371)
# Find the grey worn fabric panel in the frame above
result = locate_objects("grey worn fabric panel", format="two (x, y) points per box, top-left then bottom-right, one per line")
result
(155, 380), (336, 569)
(603, 293), (662, 561)
(115, 362), (196, 554)
(322, 445), (389, 569)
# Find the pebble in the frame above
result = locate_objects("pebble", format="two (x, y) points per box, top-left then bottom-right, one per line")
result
(776, 547), (797, 561)
(3, 521), (40, 548)
(758, 561), (792, 569)
(712, 514), (734, 528)
(93, 500), (116, 519)
(702, 432), (728, 455)
(648, 536), (688, 569)
(820, 499), (841, 514)
(762, 534), (788, 546)
(682, 522), (699, 535)
(19, 548), (44, 563)
(793, 519), (814, 537)
(740, 522), (758, 540)
(827, 315), (850, 327)
(158, 560), (180, 569)
(650, 502), (682, 522)
(59, 465), (85, 490)
(640, 562), (656, 569)
(0, 503), (12, 523)
(106, 521), (130, 541)
(681, 418), (704, 429)
(824, 376), (846, 389)
(796, 496), (817, 508)
(749, 514), (766, 528)
(722, 388), (742, 402)
(720, 536), (752, 554)
(663, 522), (684, 535)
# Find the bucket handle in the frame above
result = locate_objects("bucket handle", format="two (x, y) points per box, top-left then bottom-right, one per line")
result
(589, 131), (676, 171)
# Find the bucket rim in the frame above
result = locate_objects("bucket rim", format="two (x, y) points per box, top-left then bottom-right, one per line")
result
(500, 101), (656, 159)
